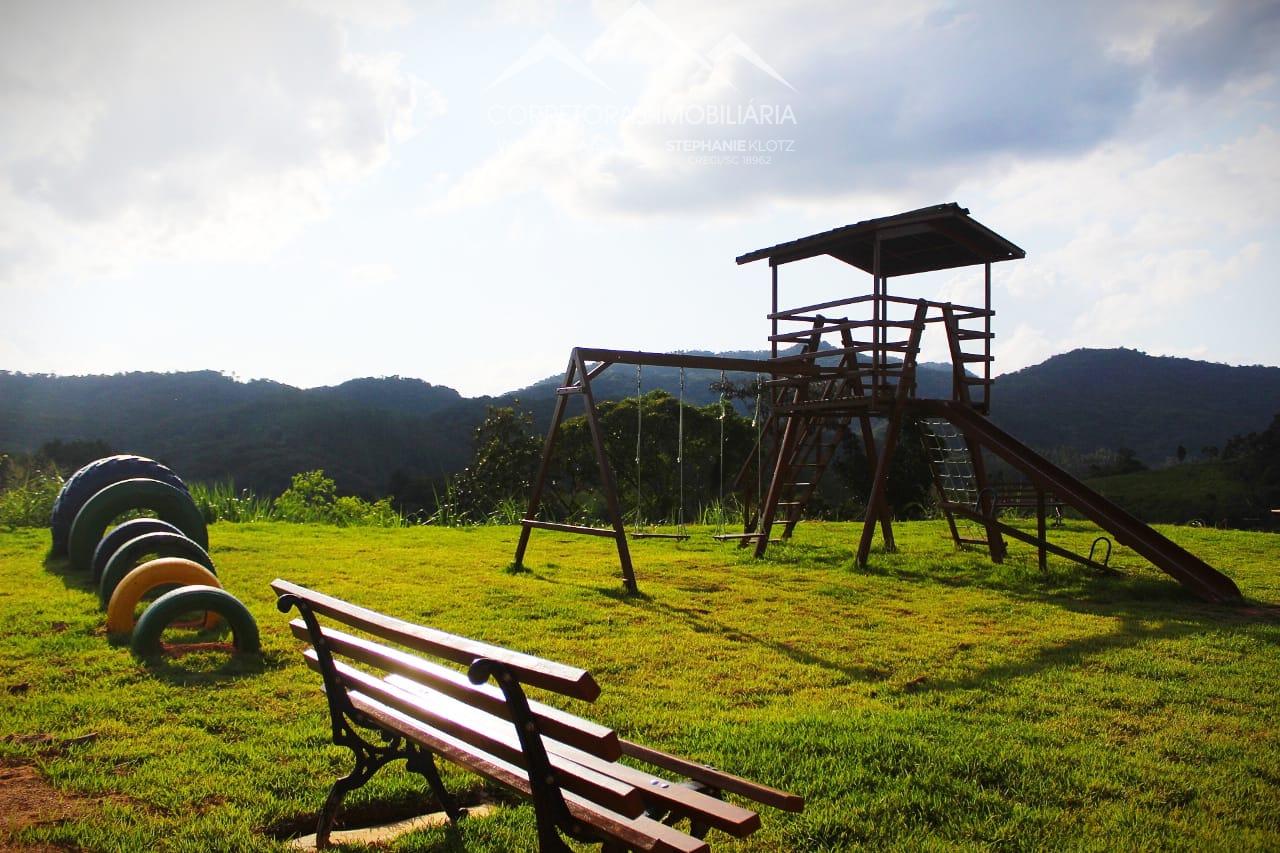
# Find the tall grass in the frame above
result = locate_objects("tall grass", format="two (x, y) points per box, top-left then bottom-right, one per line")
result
(188, 480), (277, 523)
(0, 454), (61, 529)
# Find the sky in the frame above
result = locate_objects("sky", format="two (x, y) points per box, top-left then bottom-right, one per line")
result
(2, 0), (1278, 397)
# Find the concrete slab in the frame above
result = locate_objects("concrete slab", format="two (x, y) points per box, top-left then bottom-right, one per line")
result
(286, 803), (496, 850)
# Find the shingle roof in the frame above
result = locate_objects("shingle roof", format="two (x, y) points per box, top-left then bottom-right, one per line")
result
(736, 203), (1024, 276)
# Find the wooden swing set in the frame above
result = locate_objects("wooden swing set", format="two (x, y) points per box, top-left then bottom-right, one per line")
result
(512, 348), (801, 593)
(513, 203), (1243, 604)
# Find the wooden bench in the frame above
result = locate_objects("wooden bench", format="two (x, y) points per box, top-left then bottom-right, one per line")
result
(990, 483), (1064, 526)
(273, 580), (803, 851)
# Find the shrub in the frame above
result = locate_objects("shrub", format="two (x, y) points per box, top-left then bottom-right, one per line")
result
(276, 470), (405, 527)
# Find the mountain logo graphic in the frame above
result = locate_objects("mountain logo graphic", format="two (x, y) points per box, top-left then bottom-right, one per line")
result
(488, 2), (795, 92)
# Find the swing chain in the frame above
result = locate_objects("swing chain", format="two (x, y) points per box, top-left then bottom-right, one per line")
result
(632, 365), (644, 533)
(677, 367), (685, 535)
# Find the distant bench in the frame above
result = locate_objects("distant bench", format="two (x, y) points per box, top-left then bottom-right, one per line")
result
(273, 580), (803, 851)
(989, 483), (1064, 526)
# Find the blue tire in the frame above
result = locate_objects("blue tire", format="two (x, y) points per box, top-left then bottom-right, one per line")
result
(49, 455), (188, 557)
(90, 518), (184, 583)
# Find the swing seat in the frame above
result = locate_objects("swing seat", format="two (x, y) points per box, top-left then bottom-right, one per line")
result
(630, 532), (690, 541)
(711, 533), (781, 543)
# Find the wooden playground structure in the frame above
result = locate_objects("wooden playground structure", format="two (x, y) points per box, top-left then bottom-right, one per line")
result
(513, 203), (1243, 604)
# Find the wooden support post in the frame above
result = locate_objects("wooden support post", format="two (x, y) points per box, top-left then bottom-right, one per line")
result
(966, 433), (1006, 564)
(856, 408), (903, 566)
(573, 350), (637, 593)
(1036, 486), (1047, 572)
(857, 413), (895, 553)
(856, 301), (927, 566)
(515, 356), (576, 569)
(754, 414), (802, 558)
(771, 263), (779, 361)
(984, 262), (992, 412)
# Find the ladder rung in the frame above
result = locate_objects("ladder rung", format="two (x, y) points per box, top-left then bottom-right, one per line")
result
(960, 354), (992, 363)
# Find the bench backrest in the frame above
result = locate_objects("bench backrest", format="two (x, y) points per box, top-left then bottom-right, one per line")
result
(272, 579), (600, 699)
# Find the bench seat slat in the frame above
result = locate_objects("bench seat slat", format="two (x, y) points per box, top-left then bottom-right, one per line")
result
(348, 693), (709, 853)
(620, 740), (805, 813)
(274, 579), (600, 701)
(384, 673), (760, 836)
(550, 740), (762, 837)
(306, 653), (642, 818)
(292, 621), (620, 759)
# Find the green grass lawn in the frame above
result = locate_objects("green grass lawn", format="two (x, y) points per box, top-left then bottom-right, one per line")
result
(1, 520), (1278, 851)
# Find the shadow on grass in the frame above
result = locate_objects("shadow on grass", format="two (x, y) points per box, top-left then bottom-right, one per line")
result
(139, 645), (282, 686)
(108, 618), (286, 685)
(915, 597), (1280, 696)
(263, 782), (501, 846)
(533, 534), (1280, 696)
(42, 552), (99, 594)
(539, 571), (888, 684)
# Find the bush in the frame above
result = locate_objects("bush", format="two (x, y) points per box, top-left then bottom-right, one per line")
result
(275, 470), (404, 527)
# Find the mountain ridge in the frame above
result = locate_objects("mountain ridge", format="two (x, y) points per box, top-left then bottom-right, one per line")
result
(2, 347), (1277, 496)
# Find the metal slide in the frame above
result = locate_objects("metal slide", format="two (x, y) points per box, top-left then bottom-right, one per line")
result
(911, 399), (1244, 604)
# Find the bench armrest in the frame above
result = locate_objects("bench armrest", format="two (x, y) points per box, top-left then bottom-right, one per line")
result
(469, 657), (607, 848)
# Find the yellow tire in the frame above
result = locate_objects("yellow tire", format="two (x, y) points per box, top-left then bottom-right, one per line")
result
(106, 557), (222, 636)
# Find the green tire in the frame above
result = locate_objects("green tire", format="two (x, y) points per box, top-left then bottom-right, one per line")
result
(131, 585), (260, 657)
(67, 478), (208, 574)
(98, 532), (216, 609)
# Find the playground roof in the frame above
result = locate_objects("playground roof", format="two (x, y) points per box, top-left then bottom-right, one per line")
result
(736, 202), (1025, 276)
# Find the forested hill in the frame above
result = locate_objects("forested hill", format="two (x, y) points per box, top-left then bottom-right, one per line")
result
(1, 348), (1277, 497)
(0, 370), (477, 496)
(990, 348), (1280, 466)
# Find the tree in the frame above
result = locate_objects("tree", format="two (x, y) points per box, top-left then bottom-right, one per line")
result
(835, 419), (935, 519)
(38, 439), (115, 474)
(1221, 412), (1280, 516)
(438, 406), (542, 523)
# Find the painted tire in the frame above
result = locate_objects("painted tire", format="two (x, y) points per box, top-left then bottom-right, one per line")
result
(98, 532), (216, 608)
(49, 455), (188, 557)
(131, 586), (260, 657)
(67, 479), (207, 574)
(106, 558), (222, 635)
(90, 518), (184, 583)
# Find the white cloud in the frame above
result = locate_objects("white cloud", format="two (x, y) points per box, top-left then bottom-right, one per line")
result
(442, 0), (1280, 227)
(1000, 323), (1057, 373)
(446, 0), (1174, 218)
(490, 0), (563, 28)
(0, 0), (440, 289)
(348, 262), (399, 286)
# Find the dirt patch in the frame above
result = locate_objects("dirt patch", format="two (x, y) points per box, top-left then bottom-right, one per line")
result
(0, 761), (89, 836)
(160, 641), (238, 658)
